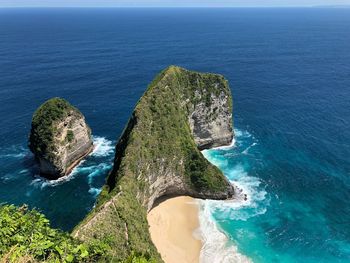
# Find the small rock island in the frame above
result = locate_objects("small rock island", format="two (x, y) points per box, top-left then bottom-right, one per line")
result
(29, 98), (93, 179)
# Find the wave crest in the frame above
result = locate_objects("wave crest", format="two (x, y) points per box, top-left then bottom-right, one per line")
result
(199, 128), (268, 262)
(92, 136), (114, 157)
(30, 136), (114, 194)
(199, 200), (252, 263)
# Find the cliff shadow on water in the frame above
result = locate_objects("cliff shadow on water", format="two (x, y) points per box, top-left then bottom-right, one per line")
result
(106, 112), (137, 191)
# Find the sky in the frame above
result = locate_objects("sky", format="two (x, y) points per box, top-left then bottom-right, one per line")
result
(1, 0), (350, 7)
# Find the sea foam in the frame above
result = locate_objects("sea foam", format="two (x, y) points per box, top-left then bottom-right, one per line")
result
(198, 171), (267, 263)
(199, 129), (267, 263)
(199, 199), (252, 263)
(210, 137), (237, 151)
(91, 136), (115, 157)
(30, 136), (114, 191)
(0, 145), (29, 159)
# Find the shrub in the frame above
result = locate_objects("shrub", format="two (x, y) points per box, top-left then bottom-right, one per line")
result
(0, 205), (106, 263)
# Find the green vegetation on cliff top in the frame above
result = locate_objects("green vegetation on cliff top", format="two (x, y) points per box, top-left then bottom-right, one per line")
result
(73, 66), (233, 262)
(29, 97), (83, 157)
(2, 66), (233, 263)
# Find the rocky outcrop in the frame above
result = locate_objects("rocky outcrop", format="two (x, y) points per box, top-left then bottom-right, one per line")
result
(189, 88), (233, 150)
(29, 98), (93, 179)
(74, 66), (235, 262)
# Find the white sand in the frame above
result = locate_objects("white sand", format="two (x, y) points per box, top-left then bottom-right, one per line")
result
(148, 196), (201, 263)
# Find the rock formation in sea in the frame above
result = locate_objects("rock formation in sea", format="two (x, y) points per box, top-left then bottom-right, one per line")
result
(73, 66), (235, 262)
(29, 97), (93, 179)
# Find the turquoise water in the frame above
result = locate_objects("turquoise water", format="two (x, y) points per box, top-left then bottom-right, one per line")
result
(203, 127), (350, 262)
(0, 8), (350, 262)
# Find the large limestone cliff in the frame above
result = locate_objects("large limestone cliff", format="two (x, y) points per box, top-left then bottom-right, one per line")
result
(189, 86), (233, 150)
(29, 98), (93, 179)
(73, 66), (235, 262)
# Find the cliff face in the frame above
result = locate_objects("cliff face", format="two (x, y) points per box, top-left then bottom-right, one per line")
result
(189, 88), (233, 150)
(29, 98), (93, 179)
(73, 66), (234, 262)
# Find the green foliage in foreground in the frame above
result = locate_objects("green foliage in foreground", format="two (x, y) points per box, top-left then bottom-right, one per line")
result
(0, 204), (103, 262)
(0, 205), (155, 263)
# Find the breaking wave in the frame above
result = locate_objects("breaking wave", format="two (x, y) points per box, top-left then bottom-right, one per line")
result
(199, 128), (268, 263)
(91, 136), (115, 157)
(30, 136), (114, 195)
(199, 200), (252, 263)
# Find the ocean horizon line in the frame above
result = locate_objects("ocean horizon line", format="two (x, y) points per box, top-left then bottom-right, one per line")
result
(1, 5), (350, 9)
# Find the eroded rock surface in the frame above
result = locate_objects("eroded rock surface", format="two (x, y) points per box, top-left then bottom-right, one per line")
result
(74, 66), (235, 262)
(29, 98), (93, 179)
(189, 88), (233, 150)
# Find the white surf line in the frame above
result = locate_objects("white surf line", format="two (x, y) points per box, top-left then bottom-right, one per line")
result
(198, 133), (256, 263)
(198, 199), (252, 263)
(31, 136), (114, 188)
(210, 137), (237, 151)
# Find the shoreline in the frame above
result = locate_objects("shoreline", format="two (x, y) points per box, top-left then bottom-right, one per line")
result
(65, 143), (95, 176)
(147, 196), (201, 263)
(37, 143), (96, 184)
(147, 193), (251, 263)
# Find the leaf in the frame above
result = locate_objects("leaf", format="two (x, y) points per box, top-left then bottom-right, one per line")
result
(65, 254), (74, 262)
(80, 249), (89, 258)
(55, 245), (64, 256)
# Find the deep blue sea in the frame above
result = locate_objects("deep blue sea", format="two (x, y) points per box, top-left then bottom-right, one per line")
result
(0, 8), (349, 263)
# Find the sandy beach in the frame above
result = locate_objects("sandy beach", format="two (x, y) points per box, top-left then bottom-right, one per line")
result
(147, 196), (201, 263)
